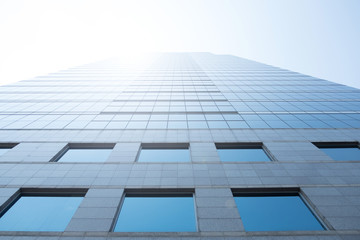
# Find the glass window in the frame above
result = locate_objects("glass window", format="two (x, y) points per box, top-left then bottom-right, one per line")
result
(207, 121), (229, 129)
(0, 148), (11, 156)
(168, 121), (187, 129)
(106, 121), (128, 129)
(0, 144), (16, 156)
(246, 120), (270, 128)
(188, 121), (208, 129)
(233, 192), (324, 231)
(57, 148), (112, 162)
(223, 114), (243, 121)
(216, 143), (271, 162)
(227, 121), (249, 128)
(315, 144), (360, 161)
(126, 121), (148, 129)
(138, 144), (190, 162)
(114, 193), (196, 232)
(147, 121), (167, 129)
(0, 195), (83, 231)
(187, 114), (205, 121)
(150, 114), (168, 121)
(168, 114), (187, 121)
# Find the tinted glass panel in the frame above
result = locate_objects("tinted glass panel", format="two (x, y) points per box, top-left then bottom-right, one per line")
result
(58, 149), (112, 162)
(217, 148), (271, 162)
(234, 195), (324, 231)
(114, 195), (196, 232)
(319, 147), (360, 161)
(0, 148), (11, 156)
(138, 149), (190, 162)
(0, 196), (83, 231)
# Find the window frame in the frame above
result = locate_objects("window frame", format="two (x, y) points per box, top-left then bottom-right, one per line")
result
(0, 188), (87, 231)
(313, 141), (360, 161)
(0, 143), (18, 156)
(111, 188), (198, 232)
(215, 142), (275, 162)
(136, 143), (191, 162)
(51, 143), (115, 163)
(232, 187), (329, 231)
(313, 141), (359, 149)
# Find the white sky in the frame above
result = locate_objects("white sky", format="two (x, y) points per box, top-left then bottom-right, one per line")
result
(0, 0), (359, 88)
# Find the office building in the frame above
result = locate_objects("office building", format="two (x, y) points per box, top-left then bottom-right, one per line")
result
(0, 53), (359, 239)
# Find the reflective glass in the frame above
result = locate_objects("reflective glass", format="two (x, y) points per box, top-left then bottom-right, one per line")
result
(207, 121), (229, 129)
(188, 121), (208, 129)
(319, 147), (360, 161)
(234, 195), (324, 231)
(106, 121), (128, 129)
(246, 121), (270, 128)
(138, 149), (190, 162)
(227, 121), (249, 128)
(0, 196), (83, 231)
(168, 121), (187, 129)
(217, 148), (271, 162)
(0, 148), (11, 156)
(147, 121), (167, 129)
(126, 121), (148, 129)
(114, 194), (196, 232)
(58, 149), (112, 162)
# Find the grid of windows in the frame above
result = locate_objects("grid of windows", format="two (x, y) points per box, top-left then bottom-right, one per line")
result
(0, 53), (358, 130)
(1, 113), (359, 129)
(0, 53), (359, 237)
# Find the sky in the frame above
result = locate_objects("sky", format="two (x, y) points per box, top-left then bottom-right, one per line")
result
(0, 0), (359, 88)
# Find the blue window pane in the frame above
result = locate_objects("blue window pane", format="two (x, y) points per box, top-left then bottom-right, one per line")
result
(150, 115), (168, 121)
(234, 195), (324, 231)
(0, 196), (83, 231)
(227, 121), (249, 128)
(114, 195), (196, 232)
(264, 121), (289, 128)
(304, 120), (330, 128)
(246, 120), (270, 128)
(325, 120), (351, 128)
(222, 114), (243, 121)
(207, 121), (229, 129)
(319, 147), (360, 161)
(126, 121), (148, 129)
(0, 148), (11, 156)
(138, 149), (190, 162)
(167, 121), (187, 129)
(241, 115), (262, 121)
(347, 120), (360, 128)
(188, 121), (208, 129)
(205, 114), (224, 120)
(147, 121), (167, 129)
(187, 114), (205, 120)
(106, 121), (128, 129)
(286, 121), (311, 128)
(58, 149), (112, 162)
(217, 148), (271, 162)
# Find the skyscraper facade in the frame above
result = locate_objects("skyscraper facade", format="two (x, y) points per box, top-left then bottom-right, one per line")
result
(0, 53), (359, 239)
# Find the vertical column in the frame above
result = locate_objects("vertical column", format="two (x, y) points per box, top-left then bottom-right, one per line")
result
(65, 188), (124, 232)
(195, 188), (243, 232)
